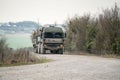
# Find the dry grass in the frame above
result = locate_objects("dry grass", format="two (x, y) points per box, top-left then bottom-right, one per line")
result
(0, 38), (51, 67)
(99, 54), (120, 59)
(0, 48), (51, 67)
(65, 51), (89, 55)
(65, 51), (120, 59)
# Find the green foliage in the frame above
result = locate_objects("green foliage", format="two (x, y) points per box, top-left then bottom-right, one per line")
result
(86, 19), (97, 50)
(94, 3), (120, 54)
(66, 15), (90, 51)
(65, 3), (120, 55)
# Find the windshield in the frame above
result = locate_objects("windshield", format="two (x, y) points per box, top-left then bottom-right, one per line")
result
(44, 32), (64, 38)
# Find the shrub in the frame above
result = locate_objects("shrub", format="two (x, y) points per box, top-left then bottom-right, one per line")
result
(0, 38), (47, 66)
(65, 3), (120, 55)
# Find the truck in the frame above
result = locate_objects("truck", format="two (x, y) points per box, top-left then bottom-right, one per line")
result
(33, 25), (66, 54)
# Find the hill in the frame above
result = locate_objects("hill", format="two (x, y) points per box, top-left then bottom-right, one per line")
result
(0, 21), (41, 34)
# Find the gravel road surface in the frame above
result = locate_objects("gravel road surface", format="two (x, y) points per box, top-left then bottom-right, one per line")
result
(0, 54), (120, 80)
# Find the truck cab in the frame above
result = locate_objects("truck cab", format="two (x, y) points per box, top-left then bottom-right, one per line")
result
(40, 26), (65, 54)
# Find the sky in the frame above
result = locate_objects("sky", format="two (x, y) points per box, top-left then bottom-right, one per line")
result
(0, 0), (120, 24)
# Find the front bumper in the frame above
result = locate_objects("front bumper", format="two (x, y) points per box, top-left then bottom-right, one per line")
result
(44, 44), (63, 50)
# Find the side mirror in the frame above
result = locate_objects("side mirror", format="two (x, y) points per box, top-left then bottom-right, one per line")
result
(65, 33), (67, 38)
(33, 44), (36, 48)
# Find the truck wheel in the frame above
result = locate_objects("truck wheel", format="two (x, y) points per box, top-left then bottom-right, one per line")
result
(36, 47), (40, 54)
(58, 49), (63, 54)
(36, 48), (38, 53)
(38, 48), (41, 54)
(41, 48), (46, 54)
(43, 48), (46, 54)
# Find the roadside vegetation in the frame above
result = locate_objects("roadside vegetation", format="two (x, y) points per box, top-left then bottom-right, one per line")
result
(65, 3), (120, 56)
(0, 38), (50, 67)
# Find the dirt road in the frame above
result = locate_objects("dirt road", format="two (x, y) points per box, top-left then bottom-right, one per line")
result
(0, 54), (120, 80)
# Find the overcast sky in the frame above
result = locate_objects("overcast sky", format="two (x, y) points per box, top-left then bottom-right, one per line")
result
(0, 0), (120, 24)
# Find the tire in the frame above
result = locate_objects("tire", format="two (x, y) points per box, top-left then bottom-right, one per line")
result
(41, 48), (46, 54)
(40, 44), (45, 54)
(43, 48), (46, 54)
(36, 48), (38, 53)
(38, 48), (41, 54)
(58, 49), (63, 54)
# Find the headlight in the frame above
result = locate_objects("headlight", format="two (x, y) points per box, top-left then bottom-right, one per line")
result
(60, 44), (63, 48)
(44, 44), (47, 47)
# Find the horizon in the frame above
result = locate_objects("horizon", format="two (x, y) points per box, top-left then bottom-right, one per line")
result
(0, 0), (120, 24)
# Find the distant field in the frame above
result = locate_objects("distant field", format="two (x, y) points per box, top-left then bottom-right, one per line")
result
(0, 33), (32, 49)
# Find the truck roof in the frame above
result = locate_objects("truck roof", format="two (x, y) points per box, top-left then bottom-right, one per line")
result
(44, 27), (63, 33)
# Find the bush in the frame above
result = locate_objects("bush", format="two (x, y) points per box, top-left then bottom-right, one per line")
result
(0, 38), (9, 64)
(94, 3), (120, 54)
(0, 38), (47, 66)
(65, 3), (120, 55)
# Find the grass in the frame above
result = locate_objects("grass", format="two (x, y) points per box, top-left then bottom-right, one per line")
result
(0, 48), (53, 67)
(0, 38), (53, 67)
(0, 58), (52, 67)
(0, 37), (53, 67)
(99, 54), (120, 59)
(65, 51), (120, 59)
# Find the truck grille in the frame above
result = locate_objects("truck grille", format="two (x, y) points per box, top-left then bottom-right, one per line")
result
(46, 43), (60, 47)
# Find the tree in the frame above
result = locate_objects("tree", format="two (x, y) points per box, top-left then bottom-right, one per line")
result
(94, 3), (120, 54)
